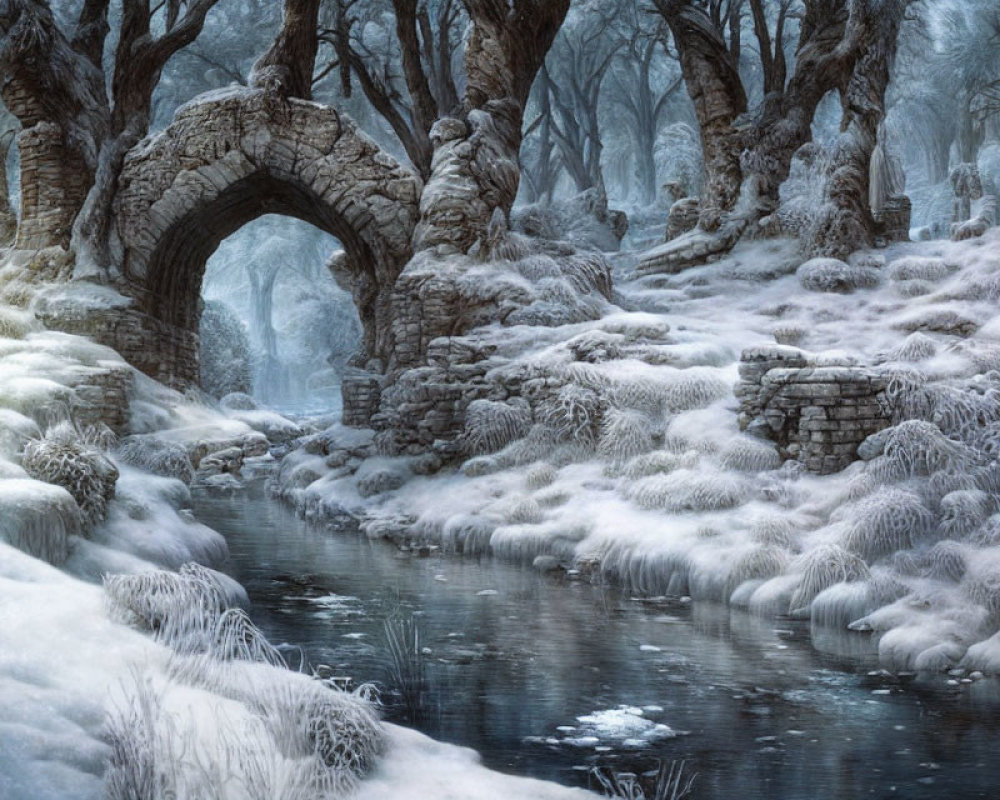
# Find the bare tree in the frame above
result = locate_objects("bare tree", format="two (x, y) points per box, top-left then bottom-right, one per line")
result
(318, 0), (463, 178)
(650, 0), (915, 265)
(607, 5), (685, 205)
(0, 0), (221, 270)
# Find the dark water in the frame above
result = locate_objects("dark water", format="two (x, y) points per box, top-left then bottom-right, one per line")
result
(194, 484), (1000, 799)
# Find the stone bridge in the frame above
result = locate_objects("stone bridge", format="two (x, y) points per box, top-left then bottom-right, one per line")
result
(108, 87), (422, 387)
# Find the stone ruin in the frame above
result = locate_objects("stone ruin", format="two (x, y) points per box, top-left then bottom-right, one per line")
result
(736, 345), (891, 475)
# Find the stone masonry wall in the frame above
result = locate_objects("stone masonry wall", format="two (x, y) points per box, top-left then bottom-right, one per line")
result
(737, 345), (891, 474)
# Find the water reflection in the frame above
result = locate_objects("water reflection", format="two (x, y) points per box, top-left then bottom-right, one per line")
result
(194, 485), (1000, 799)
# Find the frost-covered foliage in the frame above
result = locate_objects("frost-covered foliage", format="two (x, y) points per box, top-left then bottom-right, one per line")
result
(598, 408), (654, 463)
(117, 435), (196, 484)
(797, 258), (881, 293)
(834, 489), (934, 562)
(789, 544), (871, 614)
(626, 469), (747, 512)
(22, 422), (118, 527)
(462, 399), (532, 455)
(199, 300), (253, 400)
(104, 561), (384, 799)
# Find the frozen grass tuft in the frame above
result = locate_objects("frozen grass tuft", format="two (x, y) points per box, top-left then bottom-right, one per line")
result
(118, 435), (196, 484)
(921, 540), (968, 582)
(538, 383), (603, 443)
(887, 256), (954, 282)
(626, 469), (748, 512)
(22, 421), (118, 526)
(619, 450), (697, 479)
(727, 545), (790, 598)
(720, 436), (781, 472)
(834, 488), (934, 562)
(748, 515), (800, 548)
(797, 257), (880, 293)
(462, 399), (532, 455)
(940, 489), (994, 539)
(869, 420), (975, 480)
(789, 544), (871, 614)
(598, 408), (654, 463)
(881, 332), (938, 363)
(441, 514), (495, 555)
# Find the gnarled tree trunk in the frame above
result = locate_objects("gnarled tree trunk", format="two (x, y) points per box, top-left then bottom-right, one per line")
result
(804, 1), (911, 258)
(415, 0), (570, 253)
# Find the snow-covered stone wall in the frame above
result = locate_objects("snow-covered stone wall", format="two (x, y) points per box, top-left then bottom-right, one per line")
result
(737, 345), (891, 474)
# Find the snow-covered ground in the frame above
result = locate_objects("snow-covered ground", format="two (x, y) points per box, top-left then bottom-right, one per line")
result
(275, 228), (1000, 678)
(0, 315), (595, 798)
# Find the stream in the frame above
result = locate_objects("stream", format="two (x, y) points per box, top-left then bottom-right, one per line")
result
(193, 481), (1000, 799)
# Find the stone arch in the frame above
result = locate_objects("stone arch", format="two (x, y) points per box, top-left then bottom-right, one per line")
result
(113, 87), (421, 387)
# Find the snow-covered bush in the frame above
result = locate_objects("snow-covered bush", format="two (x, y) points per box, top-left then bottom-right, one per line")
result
(0, 307), (38, 340)
(789, 544), (871, 614)
(626, 469), (747, 512)
(22, 422), (118, 526)
(797, 258), (880, 293)
(720, 436), (781, 472)
(538, 383), (603, 444)
(598, 408), (654, 463)
(462, 399), (532, 455)
(117, 435), (196, 484)
(887, 256), (954, 282)
(199, 300), (253, 399)
(835, 488), (934, 562)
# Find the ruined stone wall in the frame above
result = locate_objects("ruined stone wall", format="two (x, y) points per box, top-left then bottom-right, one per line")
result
(11, 118), (89, 249)
(736, 345), (891, 474)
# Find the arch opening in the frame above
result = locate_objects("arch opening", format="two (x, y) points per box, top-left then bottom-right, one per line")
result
(200, 215), (362, 415)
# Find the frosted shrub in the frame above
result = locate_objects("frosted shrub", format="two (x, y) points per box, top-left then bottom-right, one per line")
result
(662, 368), (730, 414)
(118, 435), (196, 484)
(720, 436), (781, 472)
(598, 408), (654, 463)
(873, 420), (974, 479)
(22, 421), (118, 526)
(882, 332), (938, 363)
(566, 329), (624, 363)
(835, 488), (934, 562)
(887, 256), (954, 282)
(940, 489), (994, 539)
(726, 545), (790, 598)
(462, 399), (532, 455)
(490, 494), (543, 525)
(626, 469), (748, 512)
(962, 560), (1000, 617)
(797, 257), (880, 293)
(921, 540), (968, 582)
(538, 384), (603, 443)
(749, 515), (799, 548)
(104, 562), (234, 653)
(789, 544), (871, 614)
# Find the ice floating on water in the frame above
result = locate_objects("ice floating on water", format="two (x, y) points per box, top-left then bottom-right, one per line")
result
(557, 705), (680, 748)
